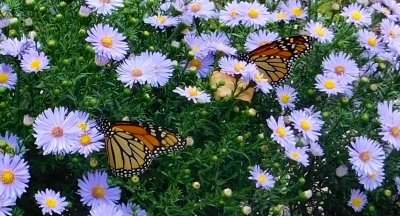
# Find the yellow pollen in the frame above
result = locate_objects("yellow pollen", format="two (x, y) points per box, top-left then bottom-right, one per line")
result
(248, 9), (260, 19)
(367, 37), (377, 47)
(334, 65), (345, 75)
(92, 185), (106, 199)
(52, 126), (64, 138)
(390, 30), (398, 39)
(292, 8), (303, 17)
(101, 0), (111, 3)
(359, 152), (371, 162)
(234, 64), (245, 72)
(369, 173), (377, 180)
(351, 11), (363, 21)
(352, 197), (362, 207)
(100, 36), (114, 48)
(281, 94), (291, 104)
(78, 122), (88, 131)
(324, 80), (336, 89)
(191, 3), (201, 13)
(80, 134), (92, 146)
(277, 12), (287, 20)
(0, 73), (9, 84)
(189, 87), (200, 97)
(230, 10), (238, 18)
(255, 74), (263, 82)
(46, 199), (58, 209)
(192, 45), (201, 53)
(0, 170), (15, 184)
(300, 120), (311, 131)
(131, 69), (143, 77)
(30, 60), (42, 70)
(258, 175), (267, 184)
(156, 16), (167, 24)
(291, 152), (301, 160)
(315, 27), (326, 37)
(390, 126), (400, 137)
(276, 127), (286, 137)
(189, 59), (202, 69)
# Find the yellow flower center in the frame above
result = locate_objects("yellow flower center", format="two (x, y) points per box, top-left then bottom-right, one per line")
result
(234, 64), (245, 72)
(80, 134), (92, 146)
(390, 126), (399, 137)
(367, 37), (377, 47)
(0, 170), (15, 184)
(100, 36), (114, 48)
(248, 9), (260, 19)
(46, 199), (58, 209)
(334, 65), (345, 75)
(291, 152), (301, 160)
(359, 152), (371, 162)
(189, 87), (200, 97)
(276, 127), (286, 137)
(156, 16), (167, 24)
(277, 12), (287, 20)
(390, 30), (398, 39)
(92, 185), (106, 199)
(190, 59), (202, 69)
(192, 45), (201, 53)
(255, 73), (264, 82)
(191, 3), (201, 13)
(30, 60), (42, 70)
(0, 73), (9, 84)
(315, 27), (326, 37)
(78, 122), (88, 131)
(300, 120), (311, 131)
(281, 94), (291, 104)
(230, 10), (238, 18)
(351, 11), (363, 21)
(131, 69), (143, 77)
(352, 197), (362, 208)
(52, 126), (64, 138)
(324, 80), (336, 89)
(292, 8), (303, 17)
(369, 173), (377, 180)
(258, 175), (267, 184)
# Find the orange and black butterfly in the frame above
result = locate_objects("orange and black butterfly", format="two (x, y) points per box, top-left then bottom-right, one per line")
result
(97, 117), (186, 177)
(239, 35), (313, 86)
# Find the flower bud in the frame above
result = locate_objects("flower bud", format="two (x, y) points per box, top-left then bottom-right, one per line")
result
(186, 137), (194, 146)
(192, 181), (200, 190)
(23, 115), (34, 126)
(242, 206), (251, 215)
(131, 175), (140, 183)
(335, 165), (348, 177)
(223, 188), (232, 197)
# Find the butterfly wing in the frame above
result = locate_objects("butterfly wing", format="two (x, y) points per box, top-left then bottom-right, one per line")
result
(246, 35), (313, 86)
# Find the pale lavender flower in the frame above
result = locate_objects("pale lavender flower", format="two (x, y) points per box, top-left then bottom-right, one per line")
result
(358, 169), (385, 191)
(309, 141), (324, 157)
(275, 85), (297, 110)
(219, 0), (241, 27)
(341, 3), (372, 27)
(0, 155), (30, 199)
(252, 73), (273, 94)
(305, 21), (334, 43)
(90, 204), (124, 216)
(0, 196), (15, 216)
(290, 110), (323, 142)
(377, 101), (400, 123)
(79, 5), (93, 17)
(144, 15), (179, 30)
(173, 86), (211, 103)
(283, 0), (308, 20)
(71, 128), (104, 158)
(0, 37), (22, 57)
(116, 55), (154, 88)
(0, 132), (25, 157)
(357, 29), (384, 53)
(0, 63), (16, 90)
(336, 165), (348, 177)
(85, 0), (124, 15)
(245, 30), (279, 51)
(348, 136), (385, 175)
(140, 51), (174, 87)
(322, 52), (360, 84)
(189, 55), (214, 78)
(348, 189), (367, 212)
(95, 54), (111, 66)
(185, 0), (215, 20)
(380, 18), (400, 43)
(285, 145), (309, 166)
(117, 202), (134, 215)
(248, 165), (275, 190)
(183, 34), (209, 58)
(20, 50), (50, 73)
(396, 177), (400, 194)
(237, 2), (269, 28)
(266, 116), (296, 148)
(35, 189), (68, 215)
(315, 74), (351, 96)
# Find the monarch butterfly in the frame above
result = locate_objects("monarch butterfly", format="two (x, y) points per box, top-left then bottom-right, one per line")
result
(239, 35), (313, 86)
(97, 117), (187, 177)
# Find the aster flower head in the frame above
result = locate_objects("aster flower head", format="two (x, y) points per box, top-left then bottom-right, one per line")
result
(357, 29), (384, 53)
(341, 3), (372, 27)
(35, 189), (68, 215)
(95, 54), (111, 66)
(219, 0), (241, 27)
(20, 50), (50, 73)
(237, 2), (269, 28)
(322, 52), (360, 84)
(348, 189), (367, 212)
(189, 55), (214, 78)
(185, 0), (216, 20)
(117, 202), (134, 215)
(183, 34), (209, 59)
(252, 73), (273, 94)
(0, 37), (22, 57)
(283, 0), (308, 20)
(0, 196), (15, 216)
(275, 85), (297, 110)
(358, 169), (385, 191)
(86, 24), (128, 61)
(377, 101), (400, 123)
(266, 116), (296, 148)
(315, 74), (351, 96)
(285, 145), (310, 167)
(33, 107), (81, 155)
(270, 8), (290, 23)
(90, 204), (124, 216)
(116, 55), (154, 88)
(218, 56), (254, 77)
(379, 115), (400, 150)
(0, 155), (30, 199)
(290, 110), (323, 142)
(380, 18), (400, 43)
(336, 164), (349, 177)
(201, 31), (234, 55)
(140, 51), (173, 87)
(309, 141), (324, 157)
(79, 5), (93, 17)
(85, 0), (124, 15)
(173, 86), (211, 103)
(248, 165), (275, 190)
(0, 63), (16, 90)
(245, 30), (280, 52)
(305, 21), (334, 43)
(78, 171), (121, 207)
(348, 136), (385, 175)
(144, 14), (179, 30)
(0, 132), (25, 157)
(71, 128), (104, 158)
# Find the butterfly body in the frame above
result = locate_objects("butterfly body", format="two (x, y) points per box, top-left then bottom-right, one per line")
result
(241, 35), (313, 86)
(98, 117), (186, 177)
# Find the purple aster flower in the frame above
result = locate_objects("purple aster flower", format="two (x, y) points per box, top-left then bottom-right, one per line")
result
(188, 54), (214, 78)
(275, 85), (297, 110)
(117, 202), (134, 215)
(358, 169), (385, 191)
(218, 56), (256, 80)
(201, 31), (235, 55)
(0, 37), (23, 57)
(237, 2), (269, 28)
(185, 0), (216, 20)
(0, 155), (30, 199)
(90, 204), (124, 216)
(283, 0), (308, 20)
(219, 0), (241, 27)
(95, 54), (111, 66)
(322, 52), (360, 84)
(79, 5), (93, 17)
(305, 20), (334, 43)
(252, 73), (273, 94)
(86, 24), (128, 61)
(348, 136), (385, 175)
(341, 3), (372, 27)
(309, 141), (324, 156)
(290, 109), (324, 143)
(285, 145), (310, 166)
(377, 101), (400, 123)
(173, 86), (211, 103)
(248, 165), (275, 190)
(0, 132), (25, 157)
(0, 18), (12, 29)
(315, 74), (351, 96)
(35, 189), (68, 215)
(140, 51), (174, 87)
(183, 34), (209, 59)
(0, 196), (15, 216)
(78, 171), (121, 207)
(348, 189), (367, 212)
(380, 18), (400, 43)
(86, 0), (124, 15)
(266, 116), (296, 148)
(144, 14), (179, 30)
(357, 29), (384, 53)
(378, 101), (400, 150)
(71, 128), (104, 158)
(0, 63), (16, 90)
(33, 107), (80, 155)
(396, 177), (400, 194)
(20, 50), (50, 73)
(245, 30), (280, 51)
(116, 55), (154, 88)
